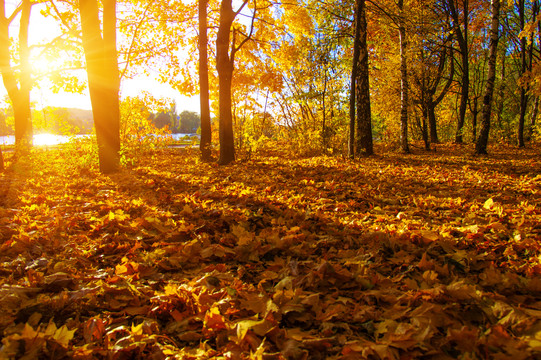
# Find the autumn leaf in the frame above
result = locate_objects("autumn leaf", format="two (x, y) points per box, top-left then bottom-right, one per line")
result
(1, 146), (540, 359)
(52, 324), (77, 347)
(236, 317), (274, 341)
(204, 306), (228, 333)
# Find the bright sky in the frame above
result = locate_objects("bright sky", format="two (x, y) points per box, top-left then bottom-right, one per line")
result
(1, 1), (201, 114)
(31, 77), (201, 113)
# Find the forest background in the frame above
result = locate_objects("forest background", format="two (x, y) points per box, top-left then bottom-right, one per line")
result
(0, 0), (539, 166)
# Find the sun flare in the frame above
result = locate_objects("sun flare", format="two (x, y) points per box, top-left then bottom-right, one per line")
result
(33, 133), (63, 146)
(31, 57), (55, 75)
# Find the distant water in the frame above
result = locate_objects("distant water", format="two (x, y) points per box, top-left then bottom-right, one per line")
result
(0, 134), (89, 146)
(0, 133), (197, 146)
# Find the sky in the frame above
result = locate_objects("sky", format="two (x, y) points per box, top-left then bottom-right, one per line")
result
(1, 0), (201, 115)
(30, 76), (201, 114)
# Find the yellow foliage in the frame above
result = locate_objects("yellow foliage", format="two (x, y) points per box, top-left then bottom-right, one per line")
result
(282, 3), (314, 38)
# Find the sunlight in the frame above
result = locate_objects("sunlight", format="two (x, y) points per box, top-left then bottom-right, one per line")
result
(31, 57), (52, 75)
(33, 133), (64, 146)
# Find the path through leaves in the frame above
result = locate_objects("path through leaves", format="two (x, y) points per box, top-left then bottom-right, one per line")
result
(0, 144), (540, 359)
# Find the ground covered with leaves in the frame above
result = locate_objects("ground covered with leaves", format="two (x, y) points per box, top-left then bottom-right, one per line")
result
(0, 143), (540, 359)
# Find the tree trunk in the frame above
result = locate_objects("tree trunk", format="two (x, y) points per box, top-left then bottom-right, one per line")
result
(517, 0), (527, 148)
(495, 55), (506, 129)
(348, 15), (359, 159)
(0, 0), (33, 151)
(475, 0), (500, 155)
(17, 0), (32, 150)
(427, 99), (439, 144)
(471, 97), (478, 142)
(421, 44), (454, 145)
(528, 1), (539, 141)
(199, 0), (212, 161)
(449, 0), (469, 144)
(518, 87), (527, 147)
(530, 96), (538, 139)
(398, 0), (410, 153)
(216, 0), (236, 165)
(420, 107), (430, 150)
(79, 0), (121, 173)
(322, 68), (327, 152)
(355, 0), (373, 156)
(262, 89), (269, 138)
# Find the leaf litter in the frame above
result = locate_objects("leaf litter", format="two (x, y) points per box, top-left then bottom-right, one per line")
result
(0, 144), (540, 359)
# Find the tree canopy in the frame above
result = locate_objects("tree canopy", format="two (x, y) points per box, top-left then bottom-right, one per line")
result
(0, 0), (538, 162)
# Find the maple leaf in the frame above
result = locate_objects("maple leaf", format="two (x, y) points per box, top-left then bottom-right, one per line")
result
(1, 145), (540, 359)
(203, 306), (228, 334)
(52, 324), (77, 347)
(236, 317), (274, 341)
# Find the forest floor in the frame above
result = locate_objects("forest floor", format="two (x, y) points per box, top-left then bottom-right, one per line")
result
(0, 142), (540, 359)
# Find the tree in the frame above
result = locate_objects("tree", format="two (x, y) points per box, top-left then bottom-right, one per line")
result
(272, 1), (347, 155)
(448, 0), (469, 144)
(416, 46), (454, 146)
(119, 95), (171, 153)
(79, 0), (121, 173)
(409, 3), (454, 146)
(353, 0), (374, 155)
(0, 0), (33, 150)
(466, 12), (494, 144)
(153, 112), (172, 129)
(216, 0), (254, 165)
(527, 0), (540, 141)
(199, 0), (212, 161)
(348, 0), (360, 159)
(517, 0), (528, 147)
(512, 0), (541, 141)
(179, 111), (201, 133)
(475, 0), (500, 154)
(398, 0), (410, 153)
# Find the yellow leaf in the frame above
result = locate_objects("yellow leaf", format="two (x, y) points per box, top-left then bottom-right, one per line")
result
(484, 198), (494, 210)
(21, 323), (38, 339)
(236, 318), (273, 340)
(422, 270), (438, 284)
(44, 322), (58, 337)
(164, 284), (178, 296)
(375, 319), (397, 338)
(251, 338), (266, 360)
(145, 216), (158, 223)
(115, 264), (129, 275)
(204, 306), (227, 331)
(131, 322), (144, 335)
(113, 209), (129, 221)
(420, 230), (439, 243)
(527, 339), (541, 349)
(232, 224), (254, 246)
(53, 325), (76, 347)
(132, 198), (144, 206)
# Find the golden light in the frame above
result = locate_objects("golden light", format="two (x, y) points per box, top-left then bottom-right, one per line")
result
(33, 133), (63, 146)
(31, 55), (57, 76)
